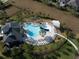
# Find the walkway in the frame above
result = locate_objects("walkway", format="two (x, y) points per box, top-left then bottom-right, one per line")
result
(75, 55), (79, 59)
(8, 0), (79, 34)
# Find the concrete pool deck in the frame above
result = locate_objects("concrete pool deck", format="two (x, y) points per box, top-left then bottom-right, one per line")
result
(23, 22), (57, 45)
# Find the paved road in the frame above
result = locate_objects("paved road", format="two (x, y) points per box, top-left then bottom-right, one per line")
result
(9, 0), (79, 34)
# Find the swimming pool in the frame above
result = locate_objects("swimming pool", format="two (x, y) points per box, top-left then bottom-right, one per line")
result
(23, 22), (57, 45)
(23, 23), (41, 39)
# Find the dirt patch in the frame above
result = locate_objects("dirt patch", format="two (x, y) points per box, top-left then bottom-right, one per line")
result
(8, 0), (79, 34)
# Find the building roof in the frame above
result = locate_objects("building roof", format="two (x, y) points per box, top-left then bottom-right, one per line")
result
(58, 0), (70, 7)
(76, 0), (79, 7)
(6, 34), (16, 43)
(2, 21), (21, 34)
(10, 21), (21, 28)
(59, 0), (70, 3)
(2, 23), (10, 34)
(2, 22), (24, 48)
(5, 34), (22, 48)
(59, 0), (79, 7)
(52, 20), (60, 28)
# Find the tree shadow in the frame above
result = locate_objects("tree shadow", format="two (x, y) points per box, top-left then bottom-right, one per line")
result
(77, 38), (79, 42)
(0, 37), (3, 41)
(0, 56), (4, 59)
(12, 48), (26, 59)
(62, 50), (70, 56)
(66, 43), (72, 47)
(12, 54), (26, 59)
(53, 52), (61, 57)
(66, 48), (73, 53)
(46, 54), (57, 59)
(2, 50), (12, 57)
(52, 55), (57, 59)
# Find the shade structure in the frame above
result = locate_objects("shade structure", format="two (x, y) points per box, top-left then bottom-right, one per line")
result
(52, 20), (60, 28)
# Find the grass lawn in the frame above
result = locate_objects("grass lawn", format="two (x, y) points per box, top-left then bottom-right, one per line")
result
(58, 38), (79, 59)
(22, 32), (79, 59)
(0, 20), (79, 59)
(0, 41), (11, 59)
(0, 8), (79, 59)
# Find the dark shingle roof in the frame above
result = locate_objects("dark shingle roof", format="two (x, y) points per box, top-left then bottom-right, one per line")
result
(60, 0), (70, 4)
(3, 22), (24, 48)
(6, 35), (16, 43)
(76, 0), (79, 7)
(2, 21), (21, 34)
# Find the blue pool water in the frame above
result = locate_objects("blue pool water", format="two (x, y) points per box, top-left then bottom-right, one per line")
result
(23, 23), (41, 39)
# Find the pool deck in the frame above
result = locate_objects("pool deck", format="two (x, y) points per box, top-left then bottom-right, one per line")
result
(24, 22), (57, 45)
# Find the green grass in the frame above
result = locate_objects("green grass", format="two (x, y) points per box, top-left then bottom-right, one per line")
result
(58, 38), (79, 59)
(0, 26), (78, 59)
(0, 8), (79, 59)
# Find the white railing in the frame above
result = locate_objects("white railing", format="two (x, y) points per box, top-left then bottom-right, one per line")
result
(55, 33), (79, 54)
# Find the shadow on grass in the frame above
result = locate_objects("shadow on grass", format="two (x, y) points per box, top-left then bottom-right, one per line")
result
(66, 48), (73, 53)
(51, 55), (57, 59)
(46, 54), (58, 59)
(12, 54), (26, 59)
(77, 38), (79, 42)
(0, 56), (4, 59)
(53, 52), (61, 57)
(62, 50), (70, 56)
(57, 42), (73, 56)
(66, 43), (72, 47)
(2, 51), (12, 57)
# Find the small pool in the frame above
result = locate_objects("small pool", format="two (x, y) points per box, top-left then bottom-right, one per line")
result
(23, 23), (41, 39)
(23, 22), (57, 45)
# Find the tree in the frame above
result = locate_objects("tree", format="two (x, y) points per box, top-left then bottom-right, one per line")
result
(22, 44), (34, 59)
(0, 0), (5, 10)
(0, 10), (8, 24)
